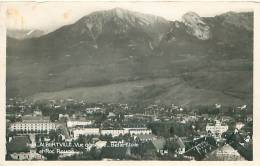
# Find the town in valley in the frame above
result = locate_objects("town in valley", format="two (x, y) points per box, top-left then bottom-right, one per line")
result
(5, 3), (254, 162)
(6, 98), (253, 161)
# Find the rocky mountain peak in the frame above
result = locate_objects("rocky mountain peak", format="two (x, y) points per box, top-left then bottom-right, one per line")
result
(7, 9), (253, 104)
(182, 12), (211, 40)
(112, 7), (129, 19)
(79, 8), (167, 30)
(73, 7), (169, 41)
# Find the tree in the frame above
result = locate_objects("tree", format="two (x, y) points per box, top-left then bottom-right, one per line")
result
(165, 139), (178, 153)
(43, 153), (59, 160)
(77, 135), (86, 144)
(49, 130), (58, 141)
(50, 113), (59, 122)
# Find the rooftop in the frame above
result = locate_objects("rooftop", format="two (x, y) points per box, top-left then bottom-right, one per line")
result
(152, 138), (166, 150)
(203, 144), (246, 161)
(22, 115), (50, 122)
(175, 136), (185, 148)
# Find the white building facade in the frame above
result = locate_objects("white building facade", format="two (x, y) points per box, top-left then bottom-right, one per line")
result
(73, 128), (100, 138)
(67, 120), (93, 128)
(206, 120), (228, 137)
(100, 128), (152, 137)
(100, 129), (127, 137)
(127, 128), (152, 135)
(10, 122), (56, 133)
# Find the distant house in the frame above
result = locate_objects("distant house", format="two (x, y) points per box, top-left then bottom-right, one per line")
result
(9, 149), (46, 160)
(9, 115), (56, 134)
(124, 114), (134, 118)
(67, 118), (93, 128)
(58, 150), (82, 159)
(58, 114), (69, 120)
(85, 107), (102, 114)
(175, 136), (186, 154)
(72, 128), (100, 138)
(221, 116), (233, 121)
(136, 134), (157, 142)
(167, 136), (186, 155)
(235, 122), (245, 130)
(107, 112), (116, 118)
(33, 110), (42, 117)
(125, 128), (152, 135)
(245, 114), (253, 122)
(100, 128), (152, 137)
(21, 115), (50, 122)
(101, 129), (127, 137)
(151, 137), (166, 154)
(206, 120), (228, 137)
(95, 141), (107, 149)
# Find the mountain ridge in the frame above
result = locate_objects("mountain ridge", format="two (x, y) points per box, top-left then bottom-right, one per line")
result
(6, 8), (253, 105)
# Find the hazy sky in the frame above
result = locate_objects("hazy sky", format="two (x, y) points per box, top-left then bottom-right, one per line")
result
(5, 1), (254, 32)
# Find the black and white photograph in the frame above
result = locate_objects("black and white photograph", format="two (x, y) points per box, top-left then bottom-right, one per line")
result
(1, 1), (258, 162)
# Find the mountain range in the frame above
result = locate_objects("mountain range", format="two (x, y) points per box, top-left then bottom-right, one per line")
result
(6, 8), (253, 106)
(7, 29), (46, 39)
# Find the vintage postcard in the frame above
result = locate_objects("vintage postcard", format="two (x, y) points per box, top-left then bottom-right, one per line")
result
(0, 0), (259, 165)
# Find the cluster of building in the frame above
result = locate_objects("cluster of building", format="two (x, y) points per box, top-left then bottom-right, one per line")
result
(67, 118), (93, 128)
(9, 115), (56, 134)
(6, 135), (46, 160)
(206, 120), (229, 138)
(8, 112), (153, 139)
(6, 98), (253, 161)
(71, 127), (152, 138)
